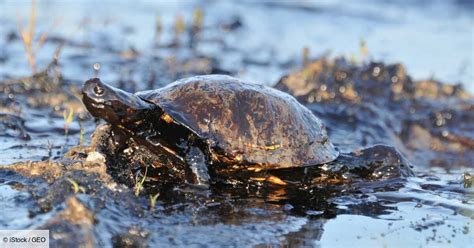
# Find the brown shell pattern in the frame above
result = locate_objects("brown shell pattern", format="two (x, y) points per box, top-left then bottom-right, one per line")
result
(137, 75), (338, 169)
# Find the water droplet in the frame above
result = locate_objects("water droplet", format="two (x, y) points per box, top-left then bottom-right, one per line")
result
(373, 66), (381, 76)
(441, 130), (449, 137)
(339, 86), (346, 93)
(436, 119), (444, 126)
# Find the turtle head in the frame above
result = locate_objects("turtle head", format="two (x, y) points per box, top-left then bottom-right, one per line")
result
(82, 78), (153, 126)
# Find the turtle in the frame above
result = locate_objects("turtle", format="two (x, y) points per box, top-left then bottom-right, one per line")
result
(82, 75), (339, 188)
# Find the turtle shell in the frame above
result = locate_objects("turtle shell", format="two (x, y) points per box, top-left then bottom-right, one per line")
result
(137, 75), (338, 170)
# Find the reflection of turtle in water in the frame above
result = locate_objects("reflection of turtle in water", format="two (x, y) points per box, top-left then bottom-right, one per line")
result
(82, 75), (340, 188)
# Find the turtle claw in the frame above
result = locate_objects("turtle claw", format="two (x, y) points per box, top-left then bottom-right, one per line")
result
(250, 175), (288, 186)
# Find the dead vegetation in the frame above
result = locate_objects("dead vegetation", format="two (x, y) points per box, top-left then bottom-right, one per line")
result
(16, 0), (60, 74)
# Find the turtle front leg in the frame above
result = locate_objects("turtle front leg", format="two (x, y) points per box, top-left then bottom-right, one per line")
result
(184, 145), (211, 189)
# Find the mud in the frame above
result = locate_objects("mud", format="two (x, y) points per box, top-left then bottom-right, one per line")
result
(275, 58), (473, 168)
(0, 1), (473, 247)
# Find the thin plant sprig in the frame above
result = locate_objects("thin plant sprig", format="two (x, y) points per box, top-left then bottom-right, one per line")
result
(17, 0), (61, 74)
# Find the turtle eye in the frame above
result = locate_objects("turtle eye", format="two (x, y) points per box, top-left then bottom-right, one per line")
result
(93, 85), (105, 96)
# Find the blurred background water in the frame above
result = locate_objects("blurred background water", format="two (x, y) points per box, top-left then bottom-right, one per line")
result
(1, 0), (473, 92)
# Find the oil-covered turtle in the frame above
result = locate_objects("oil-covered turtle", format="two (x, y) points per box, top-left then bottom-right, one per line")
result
(82, 75), (339, 188)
